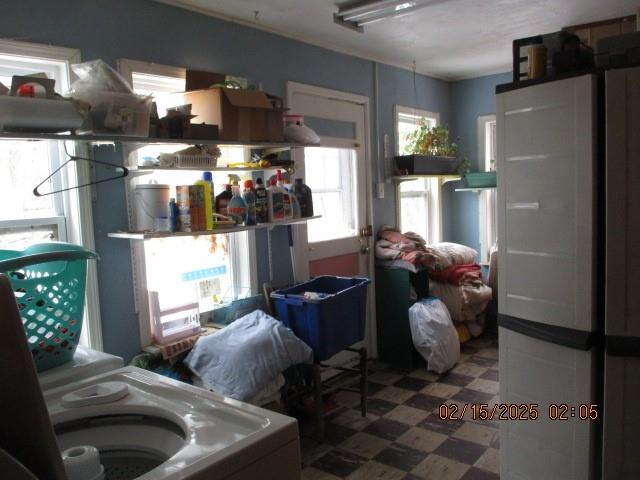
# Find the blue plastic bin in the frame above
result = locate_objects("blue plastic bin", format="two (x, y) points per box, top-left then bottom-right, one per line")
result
(271, 276), (371, 361)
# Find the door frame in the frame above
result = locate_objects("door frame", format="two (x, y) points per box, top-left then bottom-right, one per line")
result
(286, 81), (377, 357)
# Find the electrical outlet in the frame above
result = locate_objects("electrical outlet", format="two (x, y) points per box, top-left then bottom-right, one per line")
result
(377, 183), (385, 199)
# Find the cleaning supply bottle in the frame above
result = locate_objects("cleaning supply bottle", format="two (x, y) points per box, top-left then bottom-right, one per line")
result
(276, 169), (293, 219)
(202, 171), (215, 210)
(215, 184), (233, 217)
(254, 177), (268, 223)
(243, 179), (257, 226)
(267, 178), (285, 222)
(195, 176), (213, 230)
(294, 178), (314, 217)
(168, 198), (178, 232)
(284, 179), (301, 218)
(228, 181), (248, 225)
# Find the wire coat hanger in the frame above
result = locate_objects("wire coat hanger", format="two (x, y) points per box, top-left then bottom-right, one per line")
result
(33, 143), (128, 197)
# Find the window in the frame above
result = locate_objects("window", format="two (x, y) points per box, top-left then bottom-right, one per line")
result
(478, 114), (497, 263)
(304, 147), (357, 242)
(118, 59), (256, 346)
(0, 40), (101, 349)
(395, 105), (442, 243)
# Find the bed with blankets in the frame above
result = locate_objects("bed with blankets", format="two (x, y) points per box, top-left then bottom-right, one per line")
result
(375, 226), (492, 337)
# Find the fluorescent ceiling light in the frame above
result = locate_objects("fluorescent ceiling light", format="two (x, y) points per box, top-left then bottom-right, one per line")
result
(335, 0), (434, 31)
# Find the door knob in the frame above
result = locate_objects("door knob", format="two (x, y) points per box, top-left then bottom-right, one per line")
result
(360, 245), (370, 254)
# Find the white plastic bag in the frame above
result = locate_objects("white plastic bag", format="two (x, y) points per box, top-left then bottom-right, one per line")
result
(409, 297), (460, 374)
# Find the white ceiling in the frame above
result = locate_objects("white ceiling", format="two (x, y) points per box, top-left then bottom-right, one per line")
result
(155, 0), (638, 80)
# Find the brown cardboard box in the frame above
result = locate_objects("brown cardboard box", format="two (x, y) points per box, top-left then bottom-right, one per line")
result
(181, 88), (284, 142)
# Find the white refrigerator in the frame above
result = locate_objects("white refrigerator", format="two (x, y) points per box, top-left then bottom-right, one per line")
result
(496, 66), (640, 480)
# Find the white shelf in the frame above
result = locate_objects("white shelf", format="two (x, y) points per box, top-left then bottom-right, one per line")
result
(108, 216), (321, 240)
(455, 186), (496, 192)
(0, 131), (310, 149)
(392, 174), (462, 183)
(128, 164), (294, 175)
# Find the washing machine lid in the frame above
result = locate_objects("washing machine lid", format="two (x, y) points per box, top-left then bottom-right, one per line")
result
(39, 346), (124, 391)
(46, 367), (298, 480)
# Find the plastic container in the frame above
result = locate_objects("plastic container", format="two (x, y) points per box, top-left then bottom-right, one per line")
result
(294, 178), (314, 218)
(243, 180), (257, 226)
(464, 171), (497, 188)
(133, 183), (170, 231)
(227, 182), (248, 225)
(394, 154), (462, 175)
(81, 92), (152, 137)
(276, 170), (292, 219)
(267, 179), (286, 222)
(255, 178), (268, 223)
(215, 184), (233, 217)
(271, 276), (371, 361)
(0, 96), (83, 132)
(0, 242), (99, 372)
(195, 178), (213, 230)
(285, 181), (301, 218)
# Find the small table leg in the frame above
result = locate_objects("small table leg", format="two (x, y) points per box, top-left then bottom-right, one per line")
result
(359, 347), (368, 417)
(313, 363), (324, 442)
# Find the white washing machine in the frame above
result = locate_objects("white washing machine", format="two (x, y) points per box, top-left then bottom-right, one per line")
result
(45, 366), (301, 480)
(39, 346), (124, 391)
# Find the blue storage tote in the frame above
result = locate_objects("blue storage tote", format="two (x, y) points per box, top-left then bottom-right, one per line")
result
(271, 276), (371, 362)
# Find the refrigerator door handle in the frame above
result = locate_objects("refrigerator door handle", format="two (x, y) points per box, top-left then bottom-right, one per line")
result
(507, 201), (540, 210)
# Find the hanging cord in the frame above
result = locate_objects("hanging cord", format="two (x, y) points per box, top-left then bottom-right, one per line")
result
(33, 143), (128, 197)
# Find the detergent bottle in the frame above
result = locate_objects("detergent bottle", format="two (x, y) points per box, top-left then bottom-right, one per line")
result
(243, 179), (257, 226)
(284, 179), (301, 219)
(227, 181), (248, 225)
(276, 170), (292, 219)
(215, 184), (232, 217)
(194, 176), (213, 230)
(267, 178), (285, 222)
(254, 177), (268, 223)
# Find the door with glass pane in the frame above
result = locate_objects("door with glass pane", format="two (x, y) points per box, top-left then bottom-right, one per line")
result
(287, 82), (373, 352)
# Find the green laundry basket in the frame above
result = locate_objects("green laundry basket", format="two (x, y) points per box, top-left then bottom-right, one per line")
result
(0, 242), (99, 372)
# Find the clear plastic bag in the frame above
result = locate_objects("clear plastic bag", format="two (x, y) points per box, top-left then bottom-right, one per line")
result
(408, 297), (460, 374)
(67, 60), (151, 136)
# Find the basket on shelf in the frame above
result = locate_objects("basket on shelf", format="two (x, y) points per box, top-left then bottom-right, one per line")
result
(158, 153), (218, 169)
(0, 242), (99, 372)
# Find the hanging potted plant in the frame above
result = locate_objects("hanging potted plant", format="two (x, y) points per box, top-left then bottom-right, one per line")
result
(395, 121), (468, 175)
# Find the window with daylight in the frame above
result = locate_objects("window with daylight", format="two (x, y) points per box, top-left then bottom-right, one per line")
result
(118, 60), (255, 341)
(395, 105), (442, 244)
(0, 40), (101, 348)
(478, 114), (497, 264)
(304, 146), (357, 243)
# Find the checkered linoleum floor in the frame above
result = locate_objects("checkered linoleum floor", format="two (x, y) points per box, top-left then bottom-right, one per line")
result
(300, 336), (500, 480)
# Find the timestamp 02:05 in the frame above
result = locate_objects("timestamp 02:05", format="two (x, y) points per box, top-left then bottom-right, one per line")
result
(438, 403), (599, 421)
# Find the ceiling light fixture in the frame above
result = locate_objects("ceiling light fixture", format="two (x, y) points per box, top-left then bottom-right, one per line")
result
(334, 0), (434, 32)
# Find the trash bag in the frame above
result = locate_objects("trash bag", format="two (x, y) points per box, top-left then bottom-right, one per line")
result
(408, 297), (460, 374)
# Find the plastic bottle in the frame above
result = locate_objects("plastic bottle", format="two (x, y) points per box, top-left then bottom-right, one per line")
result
(195, 177), (213, 230)
(202, 171), (215, 208)
(284, 179), (301, 218)
(267, 178), (285, 222)
(227, 181), (248, 225)
(294, 178), (314, 217)
(243, 179), (257, 226)
(276, 169), (293, 219)
(168, 198), (178, 232)
(254, 178), (268, 223)
(215, 184), (233, 217)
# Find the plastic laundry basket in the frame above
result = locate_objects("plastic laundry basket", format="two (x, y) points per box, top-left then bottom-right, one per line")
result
(271, 276), (371, 362)
(0, 242), (99, 372)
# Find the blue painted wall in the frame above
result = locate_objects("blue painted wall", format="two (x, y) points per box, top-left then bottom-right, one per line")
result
(0, 0), (456, 360)
(447, 72), (512, 253)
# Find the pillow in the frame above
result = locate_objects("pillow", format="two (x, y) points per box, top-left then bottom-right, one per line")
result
(185, 310), (313, 401)
(429, 242), (478, 269)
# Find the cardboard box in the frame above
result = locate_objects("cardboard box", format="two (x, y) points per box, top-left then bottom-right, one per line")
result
(181, 88), (284, 142)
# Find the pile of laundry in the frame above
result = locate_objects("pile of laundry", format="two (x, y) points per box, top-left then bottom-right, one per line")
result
(429, 263), (492, 336)
(375, 226), (492, 336)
